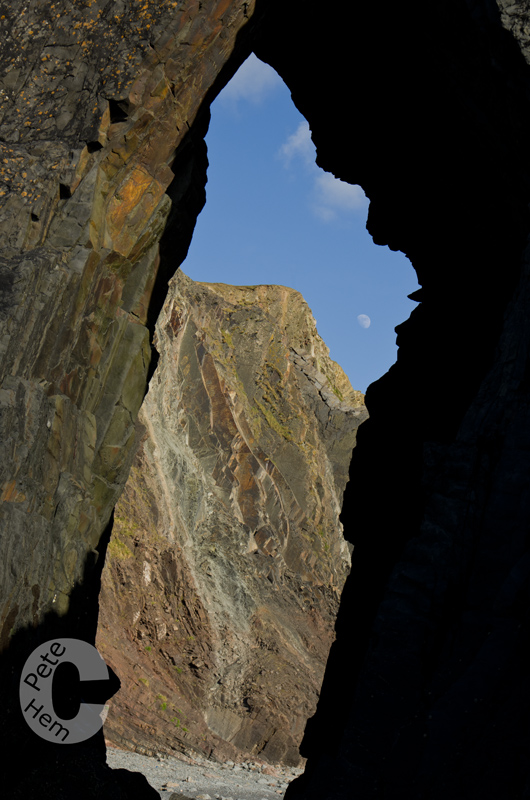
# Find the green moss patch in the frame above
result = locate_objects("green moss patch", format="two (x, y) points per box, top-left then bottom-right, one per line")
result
(107, 536), (132, 560)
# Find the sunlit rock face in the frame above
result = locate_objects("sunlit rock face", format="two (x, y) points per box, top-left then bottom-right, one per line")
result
(97, 270), (366, 765)
(0, 0), (256, 645)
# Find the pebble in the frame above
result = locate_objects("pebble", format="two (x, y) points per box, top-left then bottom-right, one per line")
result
(105, 744), (303, 800)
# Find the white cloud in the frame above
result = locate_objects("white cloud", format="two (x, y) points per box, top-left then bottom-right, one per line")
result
(279, 121), (315, 167)
(219, 53), (282, 106)
(357, 314), (371, 329)
(278, 122), (368, 222)
(314, 173), (367, 213)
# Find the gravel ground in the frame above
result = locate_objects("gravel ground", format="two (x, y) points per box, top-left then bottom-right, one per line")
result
(106, 745), (303, 800)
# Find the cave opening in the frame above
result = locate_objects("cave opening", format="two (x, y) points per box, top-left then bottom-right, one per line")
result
(3, 2), (530, 797)
(96, 53), (421, 769)
(184, 53), (420, 395)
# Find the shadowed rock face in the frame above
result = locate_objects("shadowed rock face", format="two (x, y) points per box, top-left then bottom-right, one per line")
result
(96, 270), (366, 765)
(3, 0), (530, 797)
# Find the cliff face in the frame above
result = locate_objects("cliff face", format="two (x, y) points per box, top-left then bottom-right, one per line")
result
(96, 270), (366, 765)
(0, 0), (255, 642)
(4, 0), (530, 798)
(0, 6), (260, 795)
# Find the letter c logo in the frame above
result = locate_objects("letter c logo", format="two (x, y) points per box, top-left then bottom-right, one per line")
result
(19, 638), (109, 744)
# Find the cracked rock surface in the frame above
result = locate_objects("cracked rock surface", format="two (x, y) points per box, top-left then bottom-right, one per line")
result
(97, 270), (367, 766)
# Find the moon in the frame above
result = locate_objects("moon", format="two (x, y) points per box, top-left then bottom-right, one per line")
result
(357, 314), (371, 329)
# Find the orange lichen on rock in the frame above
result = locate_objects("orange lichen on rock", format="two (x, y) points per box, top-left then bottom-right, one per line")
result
(105, 167), (166, 256)
(0, 481), (26, 504)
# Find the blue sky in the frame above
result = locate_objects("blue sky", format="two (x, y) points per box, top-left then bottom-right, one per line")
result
(182, 55), (419, 394)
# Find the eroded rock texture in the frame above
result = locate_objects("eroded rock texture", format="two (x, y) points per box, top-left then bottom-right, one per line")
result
(0, 0), (256, 639)
(3, 0), (530, 797)
(0, 3), (264, 797)
(96, 271), (365, 765)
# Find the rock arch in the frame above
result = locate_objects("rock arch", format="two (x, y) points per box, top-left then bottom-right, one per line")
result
(2, 1), (530, 797)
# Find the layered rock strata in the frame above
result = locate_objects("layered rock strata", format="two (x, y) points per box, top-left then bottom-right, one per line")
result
(96, 270), (366, 765)
(0, 0), (259, 644)
(0, 4), (263, 797)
